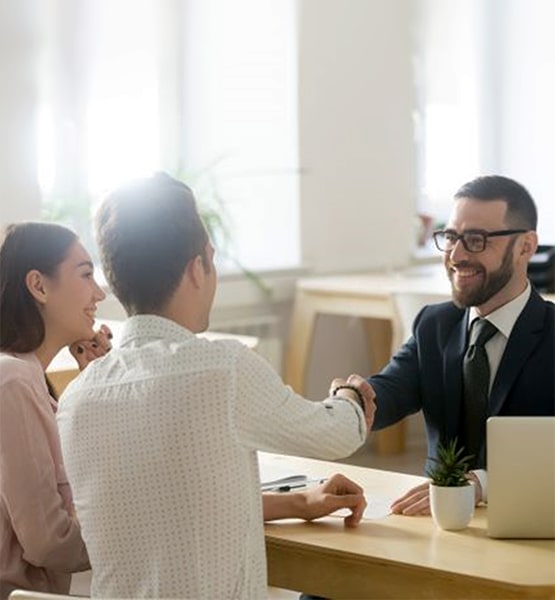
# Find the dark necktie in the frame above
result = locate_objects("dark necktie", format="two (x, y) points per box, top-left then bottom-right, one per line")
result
(462, 318), (498, 468)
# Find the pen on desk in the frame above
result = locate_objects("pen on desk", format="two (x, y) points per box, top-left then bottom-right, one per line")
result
(275, 478), (327, 493)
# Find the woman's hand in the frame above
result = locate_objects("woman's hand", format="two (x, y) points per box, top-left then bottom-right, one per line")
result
(69, 324), (113, 371)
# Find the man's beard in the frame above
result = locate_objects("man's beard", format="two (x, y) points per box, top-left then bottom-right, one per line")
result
(449, 239), (516, 308)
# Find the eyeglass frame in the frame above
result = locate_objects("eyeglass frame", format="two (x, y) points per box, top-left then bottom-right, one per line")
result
(432, 228), (529, 253)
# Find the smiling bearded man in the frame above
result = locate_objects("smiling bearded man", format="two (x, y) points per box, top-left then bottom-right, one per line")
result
(332, 174), (555, 517)
(444, 196), (524, 310)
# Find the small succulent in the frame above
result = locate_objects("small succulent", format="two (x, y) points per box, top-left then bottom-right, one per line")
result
(426, 438), (473, 487)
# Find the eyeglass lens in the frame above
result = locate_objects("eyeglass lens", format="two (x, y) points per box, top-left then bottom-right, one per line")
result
(437, 232), (485, 252)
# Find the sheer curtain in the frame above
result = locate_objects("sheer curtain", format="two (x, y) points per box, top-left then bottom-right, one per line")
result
(415, 0), (555, 244)
(38, 0), (300, 271)
(414, 0), (482, 228)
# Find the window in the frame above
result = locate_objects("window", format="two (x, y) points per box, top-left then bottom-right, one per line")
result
(38, 0), (299, 272)
(415, 0), (555, 245)
(414, 0), (482, 229)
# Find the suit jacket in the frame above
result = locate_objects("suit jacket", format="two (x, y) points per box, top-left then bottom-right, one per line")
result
(370, 288), (555, 472)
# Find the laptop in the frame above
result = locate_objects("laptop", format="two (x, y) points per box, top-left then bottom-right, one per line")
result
(487, 416), (555, 538)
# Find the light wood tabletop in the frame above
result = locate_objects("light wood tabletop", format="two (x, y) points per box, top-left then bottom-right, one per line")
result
(261, 453), (555, 600)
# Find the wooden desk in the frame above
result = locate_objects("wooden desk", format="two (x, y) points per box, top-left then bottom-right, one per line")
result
(262, 453), (555, 600)
(284, 265), (555, 455)
(47, 319), (259, 396)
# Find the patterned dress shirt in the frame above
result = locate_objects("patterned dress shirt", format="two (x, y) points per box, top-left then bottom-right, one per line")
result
(57, 315), (366, 599)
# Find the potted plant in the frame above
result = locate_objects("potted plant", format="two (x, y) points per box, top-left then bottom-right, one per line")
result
(427, 438), (475, 530)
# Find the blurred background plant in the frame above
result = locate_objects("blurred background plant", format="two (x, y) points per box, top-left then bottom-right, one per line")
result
(41, 165), (271, 297)
(176, 163), (271, 297)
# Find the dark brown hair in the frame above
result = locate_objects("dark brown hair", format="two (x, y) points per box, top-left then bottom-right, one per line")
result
(0, 222), (78, 353)
(455, 175), (538, 231)
(95, 172), (209, 315)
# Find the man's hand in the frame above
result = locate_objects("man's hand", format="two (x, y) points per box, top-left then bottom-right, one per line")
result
(390, 475), (483, 516)
(301, 473), (367, 527)
(69, 324), (113, 371)
(329, 373), (377, 431)
(390, 481), (432, 515)
(262, 473), (366, 527)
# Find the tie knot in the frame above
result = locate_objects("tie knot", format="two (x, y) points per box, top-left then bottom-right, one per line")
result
(469, 318), (498, 347)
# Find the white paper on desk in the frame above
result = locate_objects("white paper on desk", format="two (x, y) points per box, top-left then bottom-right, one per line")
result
(259, 461), (319, 490)
(363, 494), (395, 519)
(332, 494), (394, 521)
(261, 474), (308, 492)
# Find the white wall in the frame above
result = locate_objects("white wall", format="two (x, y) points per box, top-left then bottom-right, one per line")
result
(0, 0), (41, 224)
(298, 0), (417, 274)
(297, 0), (418, 397)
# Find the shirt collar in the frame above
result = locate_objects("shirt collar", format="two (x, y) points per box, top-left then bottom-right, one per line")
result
(120, 314), (196, 347)
(468, 282), (531, 339)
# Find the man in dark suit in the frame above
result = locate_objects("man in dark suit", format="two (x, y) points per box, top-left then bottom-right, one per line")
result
(366, 175), (554, 515)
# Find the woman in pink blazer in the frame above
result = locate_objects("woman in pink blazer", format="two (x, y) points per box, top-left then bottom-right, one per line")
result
(0, 222), (110, 599)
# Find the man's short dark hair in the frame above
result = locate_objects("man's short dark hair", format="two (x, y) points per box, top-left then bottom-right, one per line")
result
(95, 172), (209, 315)
(454, 175), (537, 231)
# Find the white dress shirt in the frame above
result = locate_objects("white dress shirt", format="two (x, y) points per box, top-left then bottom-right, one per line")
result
(57, 315), (366, 599)
(467, 283), (532, 501)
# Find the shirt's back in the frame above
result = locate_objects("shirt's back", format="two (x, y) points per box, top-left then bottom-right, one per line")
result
(57, 315), (366, 599)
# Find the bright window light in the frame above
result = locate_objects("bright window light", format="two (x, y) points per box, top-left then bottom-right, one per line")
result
(37, 0), (299, 272)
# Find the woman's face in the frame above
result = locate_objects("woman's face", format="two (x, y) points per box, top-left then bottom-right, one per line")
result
(39, 240), (106, 346)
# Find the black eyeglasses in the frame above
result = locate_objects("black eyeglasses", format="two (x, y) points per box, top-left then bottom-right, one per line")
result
(433, 229), (528, 253)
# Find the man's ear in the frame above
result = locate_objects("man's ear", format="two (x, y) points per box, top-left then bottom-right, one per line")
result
(520, 230), (538, 259)
(185, 255), (205, 289)
(25, 270), (48, 304)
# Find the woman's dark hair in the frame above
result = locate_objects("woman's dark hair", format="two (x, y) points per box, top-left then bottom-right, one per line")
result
(0, 222), (78, 353)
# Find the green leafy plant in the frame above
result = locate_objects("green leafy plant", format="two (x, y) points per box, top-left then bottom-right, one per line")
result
(175, 165), (271, 297)
(426, 438), (473, 487)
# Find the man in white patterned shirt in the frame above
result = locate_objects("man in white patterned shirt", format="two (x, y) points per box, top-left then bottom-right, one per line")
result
(57, 173), (375, 599)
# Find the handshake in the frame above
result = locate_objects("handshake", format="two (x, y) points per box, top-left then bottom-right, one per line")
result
(329, 373), (377, 431)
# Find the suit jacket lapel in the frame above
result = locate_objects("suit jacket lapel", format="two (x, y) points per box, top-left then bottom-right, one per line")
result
(489, 290), (546, 415)
(443, 310), (469, 441)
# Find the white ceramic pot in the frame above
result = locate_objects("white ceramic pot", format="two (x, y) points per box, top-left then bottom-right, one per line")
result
(430, 483), (475, 530)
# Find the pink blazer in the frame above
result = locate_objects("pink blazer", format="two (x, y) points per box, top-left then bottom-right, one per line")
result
(0, 353), (88, 600)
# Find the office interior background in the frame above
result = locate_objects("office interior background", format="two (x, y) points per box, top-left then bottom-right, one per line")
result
(2, 0), (554, 403)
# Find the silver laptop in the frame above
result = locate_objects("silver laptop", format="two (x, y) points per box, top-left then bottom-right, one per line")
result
(487, 416), (555, 538)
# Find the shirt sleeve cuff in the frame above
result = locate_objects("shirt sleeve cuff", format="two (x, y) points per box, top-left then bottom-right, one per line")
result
(472, 469), (488, 504)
